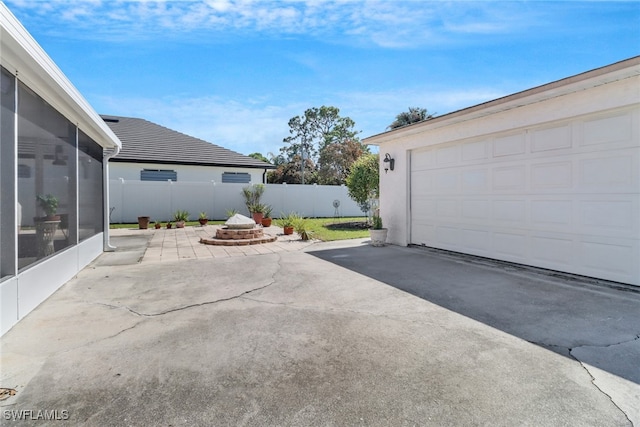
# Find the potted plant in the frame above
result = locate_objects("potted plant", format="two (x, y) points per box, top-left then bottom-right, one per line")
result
(36, 194), (59, 221)
(166, 221), (173, 229)
(137, 216), (150, 229)
(173, 210), (189, 228)
(261, 205), (273, 227)
(198, 212), (208, 226)
(154, 220), (162, 229)
(293, 215), (312, 241)
(277, 212), (298, 235)
(250, 203), (265, 225)
(226, 208), (238, 219)
(369, 215), (388, 247)
(242, 184), (265, 216)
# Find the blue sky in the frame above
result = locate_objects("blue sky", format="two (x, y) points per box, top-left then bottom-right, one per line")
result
(4, 1), (639, 157)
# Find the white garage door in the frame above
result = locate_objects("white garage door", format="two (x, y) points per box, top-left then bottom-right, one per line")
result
(410, 108), (639, 286)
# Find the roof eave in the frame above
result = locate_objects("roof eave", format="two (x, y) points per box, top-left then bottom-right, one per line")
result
(364, 56), (640, 146)
(0, 3), (121, 151)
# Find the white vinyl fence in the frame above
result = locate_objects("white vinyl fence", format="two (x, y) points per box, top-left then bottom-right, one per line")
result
(108, 180), (364, 223)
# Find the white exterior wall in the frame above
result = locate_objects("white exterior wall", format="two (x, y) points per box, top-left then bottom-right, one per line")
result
(110, 162), (268, 183)
(367, 62), (640, 286)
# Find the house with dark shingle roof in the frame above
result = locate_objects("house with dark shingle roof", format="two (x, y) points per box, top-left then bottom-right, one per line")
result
(103, 115), (274, 184)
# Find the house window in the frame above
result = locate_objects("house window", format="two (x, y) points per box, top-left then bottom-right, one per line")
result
(222, 172), (251, 183)
(141, 169), (177, 181)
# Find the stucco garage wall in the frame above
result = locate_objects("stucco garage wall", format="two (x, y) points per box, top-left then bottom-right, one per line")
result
(370, 65), (639, 286)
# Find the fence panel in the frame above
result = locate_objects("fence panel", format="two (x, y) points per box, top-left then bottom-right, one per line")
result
(109, 180), (363, 223)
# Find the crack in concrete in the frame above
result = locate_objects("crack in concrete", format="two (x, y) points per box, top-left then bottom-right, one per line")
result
(527, 336), (639, 426)
(528, 333), (640, 352)
(575, 360), (633, 426)
(91, 254), (283, 318)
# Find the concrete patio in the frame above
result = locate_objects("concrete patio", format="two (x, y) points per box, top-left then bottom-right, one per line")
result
(1, 227), (638, 426)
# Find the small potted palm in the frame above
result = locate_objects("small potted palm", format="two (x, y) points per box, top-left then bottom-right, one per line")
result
(173, 209), (189, 228)
(198, 212), (208, 226)
(250, 203), (266, 225)
(261, 205), (273, 227)
(277, 212), (298, 235)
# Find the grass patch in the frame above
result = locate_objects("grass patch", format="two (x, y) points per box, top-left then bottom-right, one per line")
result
(298, 217), (369, 241)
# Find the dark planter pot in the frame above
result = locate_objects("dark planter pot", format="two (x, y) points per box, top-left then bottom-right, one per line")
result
(166, 223), (173, 229)
(199, 218), (208, 226)
(262, 217), (272, 227)
(154, 223), (162, 229)
(283, 226), (294, 235)
(138, 216), (150, 229)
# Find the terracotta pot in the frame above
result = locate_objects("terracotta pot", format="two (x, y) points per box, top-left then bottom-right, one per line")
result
(252, 212), (264, 225)
(283, 226), (294, 235)
(154, 223), (162, 229)
(262, 217), (272, 227)
(138, 216), (150, 229)
(166, 223), (173, 229)
(176, 221), (185, 228)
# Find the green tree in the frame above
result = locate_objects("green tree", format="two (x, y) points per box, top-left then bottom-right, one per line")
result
(345, 153), (379, 215)
(388, 107), (434, 130)
(281, 106), (360, 184)
(247, 152), (270, 163)
(317, 139), (369, 185)
(267, 155), (318, 184)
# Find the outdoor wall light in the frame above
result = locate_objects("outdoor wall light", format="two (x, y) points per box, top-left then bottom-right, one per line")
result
(383, 153), (395, 173)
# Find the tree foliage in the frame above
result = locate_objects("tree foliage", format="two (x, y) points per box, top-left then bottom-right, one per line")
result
(267, 155), (318, 184)
(345, 153), (379, 214)
(317, 138), (368, 185)
(388, 107), (434, 130)
(269, 105), (367, 185)
(247, 152), (270, 163)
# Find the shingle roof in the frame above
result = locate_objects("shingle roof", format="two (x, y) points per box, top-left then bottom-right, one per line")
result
(102, 115), (274, 169)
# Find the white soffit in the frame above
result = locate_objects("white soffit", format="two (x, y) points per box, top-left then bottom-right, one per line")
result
(0, 3), (121, 151)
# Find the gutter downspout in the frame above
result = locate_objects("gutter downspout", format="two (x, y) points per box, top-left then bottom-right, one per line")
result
(103, 146), (120, 251)
(262, 168), (267, 184)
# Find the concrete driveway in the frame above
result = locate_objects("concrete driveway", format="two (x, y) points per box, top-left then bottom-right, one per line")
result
(1, 229), (638, 426)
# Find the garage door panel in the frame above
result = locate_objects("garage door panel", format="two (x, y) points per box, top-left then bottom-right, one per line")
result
(579, 154), (635, 189)
(582, 112), (633, 147)
(462, 140), (489, 161)
(530, 162), (573, 189)
(493, 232), (528, 260)
(410, 110), (639, 285)
(492, 166), (526, 191)
(494, 133), (526, 157)
(579, 237), (637, 283)
(530, 234), (575, 268)
(462, 200), (490, 221)
(530, 200), (572, 228)
(531, 124), (573, 153)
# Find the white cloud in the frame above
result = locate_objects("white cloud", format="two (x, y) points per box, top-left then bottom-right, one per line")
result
(5, 0), (542, 47)
(95, 82), (510, 157)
